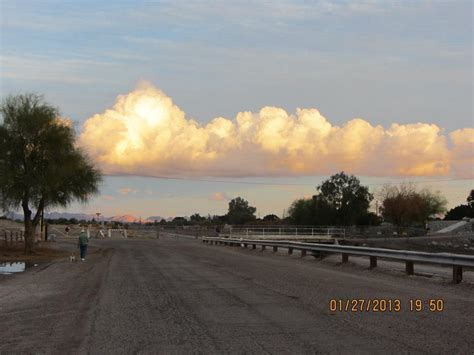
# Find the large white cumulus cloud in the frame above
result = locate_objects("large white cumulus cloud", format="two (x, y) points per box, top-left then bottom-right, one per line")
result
(79, 82), (473, 178)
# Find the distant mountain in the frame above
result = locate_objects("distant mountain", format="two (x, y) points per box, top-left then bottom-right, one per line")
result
(105, 215), (141, 223)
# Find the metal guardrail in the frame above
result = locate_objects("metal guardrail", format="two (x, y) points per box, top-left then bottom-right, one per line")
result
(227, 227), (345, 238)
(202, 237), (474, 284)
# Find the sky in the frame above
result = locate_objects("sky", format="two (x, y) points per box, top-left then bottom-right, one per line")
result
(0, 0), (473, 219)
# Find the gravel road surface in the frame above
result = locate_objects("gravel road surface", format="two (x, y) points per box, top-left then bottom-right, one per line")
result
(1, 236), (473, 354)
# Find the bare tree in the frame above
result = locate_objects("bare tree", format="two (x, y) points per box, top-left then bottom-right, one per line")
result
(378, 184), (447, 227)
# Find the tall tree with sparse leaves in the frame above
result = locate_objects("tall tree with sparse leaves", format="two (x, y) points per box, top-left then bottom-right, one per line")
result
(0, 94), (102, 254)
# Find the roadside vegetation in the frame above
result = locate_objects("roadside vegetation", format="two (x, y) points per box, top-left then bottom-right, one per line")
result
(0, 94), (102, 254)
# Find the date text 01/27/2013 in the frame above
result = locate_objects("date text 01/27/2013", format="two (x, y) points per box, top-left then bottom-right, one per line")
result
(329, 299), (445, 313)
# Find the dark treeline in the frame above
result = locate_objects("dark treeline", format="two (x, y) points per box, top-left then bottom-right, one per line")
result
(138, 172), (465, 228)
(3, 174), (471, 229)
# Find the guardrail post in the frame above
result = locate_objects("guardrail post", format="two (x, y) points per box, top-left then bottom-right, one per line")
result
(244, 243), (248, 248)
(370, 256), (377, 269)
(273, 246), (278, 252)
(342, 253), (349, 263)
(295, 228), (298, 236)
(453, 266), (463, 283)
(288, 247), (293, 255)
(261, 245), (266, 252)
(279, 228), (281, 235)
(301, 249), (307, 257)
(405, 261), (414, 275)
(252, 244), (256, 250)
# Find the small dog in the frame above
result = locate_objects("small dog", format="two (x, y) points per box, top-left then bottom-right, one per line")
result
(69, 254), (76, 262)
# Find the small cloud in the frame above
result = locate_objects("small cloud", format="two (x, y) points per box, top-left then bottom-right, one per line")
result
(144, 189), (153, 195)
(118, 188), (137, 195)
(210, 192), (230, 201)
(101, 195), (115, 201)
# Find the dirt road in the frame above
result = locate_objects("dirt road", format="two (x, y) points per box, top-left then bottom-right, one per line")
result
(1, 237), (473, 353)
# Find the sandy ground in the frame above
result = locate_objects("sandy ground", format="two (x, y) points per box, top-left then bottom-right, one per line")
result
(0, 234), (473, 354)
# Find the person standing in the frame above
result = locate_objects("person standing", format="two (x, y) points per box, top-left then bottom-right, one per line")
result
(78, 229), (89, 261)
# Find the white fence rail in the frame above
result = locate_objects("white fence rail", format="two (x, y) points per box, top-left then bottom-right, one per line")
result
(226, 227), (345, 238)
